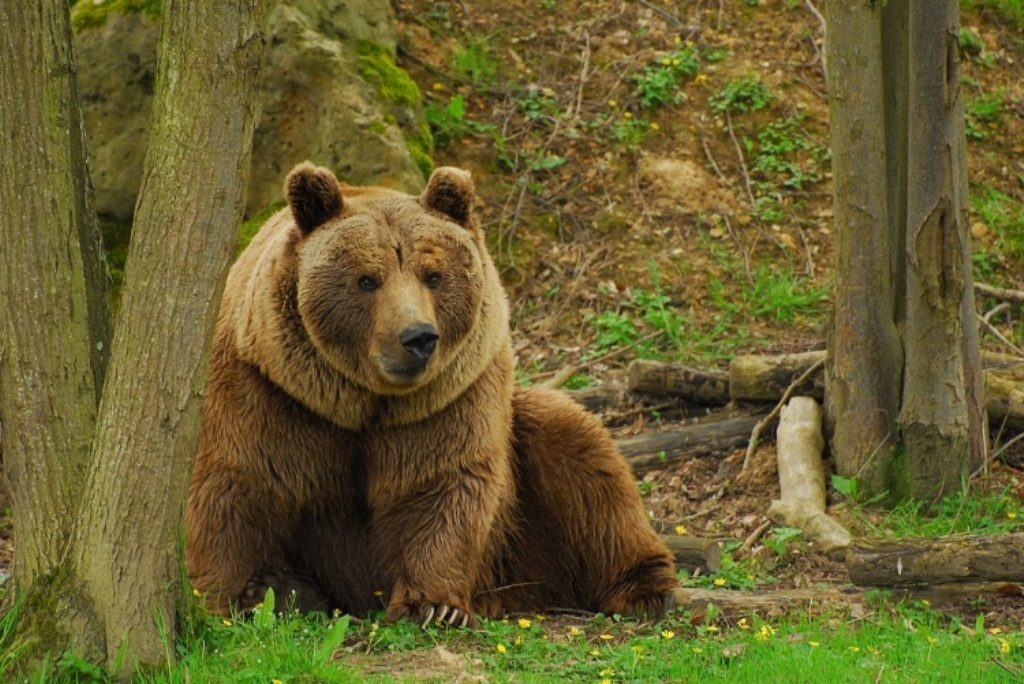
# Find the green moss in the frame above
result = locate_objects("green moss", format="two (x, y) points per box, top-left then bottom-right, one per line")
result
(885, 443), (913, 505)
(405, 124), (435, 178)
(71, 0), (161, 32)
(239, 201), (286, 254)
(356, 42), (422, 108)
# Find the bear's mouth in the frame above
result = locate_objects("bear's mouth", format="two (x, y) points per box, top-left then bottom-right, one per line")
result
(381, 357), (429, 384)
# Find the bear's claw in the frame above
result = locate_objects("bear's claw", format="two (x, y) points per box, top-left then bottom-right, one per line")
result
(421, 603), (473, 629)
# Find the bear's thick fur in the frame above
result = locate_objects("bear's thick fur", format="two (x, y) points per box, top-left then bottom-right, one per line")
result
(185, 163), (676, 624)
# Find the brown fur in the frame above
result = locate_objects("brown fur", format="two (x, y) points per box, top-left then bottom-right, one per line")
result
(185, 163), (675, 623)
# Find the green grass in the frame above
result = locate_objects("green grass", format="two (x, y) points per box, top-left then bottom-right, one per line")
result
(963, 0), (1024, 29)
(844, 487), (1024, 539)
(24, 597), (1024, 682)
(710, 264), (828, 325)
(965, 90), (1005, 141)
(425, 94), (503, 150)
(971, 183), (1024, 263)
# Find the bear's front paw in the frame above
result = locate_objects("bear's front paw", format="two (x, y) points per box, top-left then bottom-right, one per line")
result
(386, 599), (478, 629)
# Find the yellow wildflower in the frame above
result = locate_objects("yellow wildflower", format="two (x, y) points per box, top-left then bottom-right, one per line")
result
(496, 643), (507, 654)
(848, 646), (860, 653)
(738, 618), (750, 630)
(514, 634), (524, 646)
(671, 59), (681, 66)
(608, 99), (618, 108)
(705, 625), (719, 633)
(674, 35), (682, 45)
(272, 679), (284, 684)
(600, 680), (612, 684)
(650, 122), (660, 131)
(927, 636), (937, 645)
(685, 40), (694, 48)
(192, 588), (201, 597)
(589, 649), (602, 657)
(518, 617), (532, 629)
(431, 82), (444, 91)
(691, 646), (703, 654)
(600, 633), (615, 641)
(713, 577), (727, 587)
(674, 524), (687, 535)
(920, 599), (931, 607)
(570, 627), (584, 637)
(693, 74), (709, 85)
(623, 112), (633, 119)
(222, 619), (233, 627)
(755, 625), (775, 642)
(1008, 510), (1018, 520)
(599, 668), (615, 677)
(808, 641), (820, 648)
(989, 627), (1003, 636)
(536, 614), (547, 622)
(999, 638), (1011, 655)
(661, 629), (675, 640)
(661, 57), (671, 65)
(373, 590), (384, 597)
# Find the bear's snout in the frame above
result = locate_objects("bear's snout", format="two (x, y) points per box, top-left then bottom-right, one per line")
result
(399, 323), (439, 361)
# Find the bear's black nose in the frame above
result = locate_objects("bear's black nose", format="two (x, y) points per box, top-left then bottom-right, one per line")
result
(399, 323), (439, 361)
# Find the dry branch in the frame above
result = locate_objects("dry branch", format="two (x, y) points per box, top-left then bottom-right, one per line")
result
(730, 351), (826, 401)
(976, 282), (1024, 303)
(847, 534), (1024, 586)
(660, 534), (721, 574)
(617, 412), (768, 473)
(766, 397), (852, 554)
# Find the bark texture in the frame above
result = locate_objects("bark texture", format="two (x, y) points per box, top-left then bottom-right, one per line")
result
(847, 534), (1024, 586)
(826, 0), (986, 501)
(898, 1), (987, 498)
(71, 0), (270, 669)
(824, 0), (903, 496)
(0, 0), (108, 596)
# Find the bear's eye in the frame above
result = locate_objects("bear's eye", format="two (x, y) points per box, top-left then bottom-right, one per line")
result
(424, 272), (443, 289)
(358, 276), (379, 292)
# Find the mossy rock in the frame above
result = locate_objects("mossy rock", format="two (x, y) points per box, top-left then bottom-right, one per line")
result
(71, 0), (160, 32)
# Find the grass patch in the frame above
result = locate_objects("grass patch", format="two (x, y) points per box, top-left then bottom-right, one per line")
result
(972, 183), (1024, 262)
(710, 77), (774, 115)
(963, 0), (1024, 30)
(845, 487), (1024, 538)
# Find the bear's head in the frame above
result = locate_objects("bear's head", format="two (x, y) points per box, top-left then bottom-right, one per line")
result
(284, 162), (493, 397)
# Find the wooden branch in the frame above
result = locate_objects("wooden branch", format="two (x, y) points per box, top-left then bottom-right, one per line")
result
(976, 282), (1024, 303)
(847, 533), (1024, 586)
(617, 412), (768, 473)
(671, 581), (1022, 615)
(628, 361), (730, 405)
(660, 534), (721, 574)
(564, 384), (629, 413)
(742, 359), (826, 469)
(765, 397), (852, 554)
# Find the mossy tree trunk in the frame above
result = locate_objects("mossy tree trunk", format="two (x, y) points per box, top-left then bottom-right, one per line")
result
(0, 0), (269, 674)
(825, 0), (986, 502)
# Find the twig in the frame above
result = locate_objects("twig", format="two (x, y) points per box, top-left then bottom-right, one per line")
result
(741, 358), (827, 472)
(725, 111), (756, 209)
(636, 0), (684, 27)
(993, 431), (1024, 462)
(977, 314), (1024, 358)
(738, 519), (773, 556)
(568, 31), (592, 126)
(984, 302), (1010, 324)
(803, 0), (827, 72)
(723, 215), (754, 286)
(538, 331), (662, 389)
(976, 282), (1024, 303)
(700, 137), (728, 184)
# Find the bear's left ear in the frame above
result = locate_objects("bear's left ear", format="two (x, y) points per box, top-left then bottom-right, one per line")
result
(285, 162), (344, 233)
(420, 167), (475, 228)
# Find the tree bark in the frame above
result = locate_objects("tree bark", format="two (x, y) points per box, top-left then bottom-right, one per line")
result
(0, 0), (108, 609)
(824, 0), (903, 497)
(729, 351), (825, 402)
(70, 0), (270, 670)
(847, 534), (1024, 586)
(899, 1), (987, 499)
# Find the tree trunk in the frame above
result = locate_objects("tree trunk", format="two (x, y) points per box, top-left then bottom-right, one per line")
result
(71, 0), (270, 670)
(0, 0), (108, 635)
(898, 1), (987, 499)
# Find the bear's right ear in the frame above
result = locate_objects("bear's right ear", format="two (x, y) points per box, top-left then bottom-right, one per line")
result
(285, 162), (344, 233)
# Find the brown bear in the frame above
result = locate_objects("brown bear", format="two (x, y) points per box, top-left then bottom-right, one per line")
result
(185, 162), (676, 625)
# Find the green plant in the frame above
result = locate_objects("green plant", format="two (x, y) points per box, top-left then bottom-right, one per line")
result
(860, 488), (1024, 538)
(972, 183), (1024, 260)
(764, 527), (802, 558)
(564, 373), (594, 390)
(963, 0), (1024, 29)
(746, 115), (828, 191)
(610, 115), (652, 146)
(710, 77), (774, 114)
(517, 88), (562, 122)
(682, 540), (774, 589)
(712, 265), (827, 324)
(452, 42), (499, 85)
(965, 90), (1005, 140)
(632, 46), (700, 108)
(425, 94), (502, 149)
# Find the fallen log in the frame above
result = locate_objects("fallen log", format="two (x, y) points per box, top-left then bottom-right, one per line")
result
(634, 353), (1024, 431)
(627, 361), (730, 405)
(847, 533), (1024, 586)
(670, 581), (1022, 615)
(618, 411), (768, 473)
(564, 384), (629, 413)
(729, 351), (826, 401)
(766, 397), (852, 554)
(660, 534), (721, 574)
